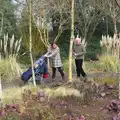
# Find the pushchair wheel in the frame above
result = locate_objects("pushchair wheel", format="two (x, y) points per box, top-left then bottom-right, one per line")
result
(27, 74), (43, 85)
(19, 80), (28, 87)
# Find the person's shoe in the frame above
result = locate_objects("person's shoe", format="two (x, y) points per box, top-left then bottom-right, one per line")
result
(76, 76), (80, 79)
(59, 76), (65, 83)
(52, 78), (55, 81)
(36, 80), (41, 85)
(40, 80), (45, 85)
(83, 75), (88, 82)
(74, 76), (80, 83)
(62, 76), (65, 80)
(19, 80), (28, 86)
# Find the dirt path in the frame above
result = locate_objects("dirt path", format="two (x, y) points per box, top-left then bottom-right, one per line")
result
(2, 71), (119, 90)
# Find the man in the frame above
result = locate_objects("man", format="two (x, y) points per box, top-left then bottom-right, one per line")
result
(44, 42), (64, 81)
(73, 37), (87, 82)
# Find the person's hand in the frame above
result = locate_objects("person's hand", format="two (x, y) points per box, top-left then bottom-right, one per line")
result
(34, 63), (38, 68)
(44, 54), (48, 57)
(44, 54), (51, 58)
(47, 55), (52, 58)
(73, 52), (77, 56)
(74, 53), (77, 56)
(73, 52), (77, 59)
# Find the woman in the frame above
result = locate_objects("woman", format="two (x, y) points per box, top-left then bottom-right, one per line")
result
(45, 42), (64, 81)
(73, 37), (87, 82)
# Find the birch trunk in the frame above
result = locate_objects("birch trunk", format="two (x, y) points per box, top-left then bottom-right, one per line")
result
(0, 13), (3, 99)
(0, 77), (2, 99)
(113, 16), (118, 58)
(29, 0), (36, 87)
(69, 0), (75, 81)
(0, 53), (2, 99)
(119, 78), (120, 100)
(0, 12), (3, 37)
(113, 0), (120, 100)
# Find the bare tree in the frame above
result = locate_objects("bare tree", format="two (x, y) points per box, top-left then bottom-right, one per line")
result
(31, 0), (71, 44)
(115, 0), (120, 9)
(91, 0), (120, 100)
(75, 0), (103, 42)
(88, 0), (120, 59)
(91, 0), (120, 35)
(17, 0), (71, 50)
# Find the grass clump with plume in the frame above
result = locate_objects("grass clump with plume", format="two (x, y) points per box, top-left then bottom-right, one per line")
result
(0, 56), (22, 81)
(99, 55), (119, 72)
(0, 34), (22, 81)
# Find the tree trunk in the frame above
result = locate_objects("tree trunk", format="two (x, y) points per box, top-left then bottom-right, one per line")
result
(0, 12), (3, 37)
(69, 0), (75, 81)
(0, 53), (2, 99)
(113, 0), (120, 99)
(113, 16), (118, 58)
(113, 17), (117, 35)
(106, 16), (108, 36)
(119, 74), (120, 99)
(115, 0), (120, 8)
(47, 58), (51, 71)
(29, 0), (36, 87)
(0, 77), (2, 99)
(0, 13), (3, 99)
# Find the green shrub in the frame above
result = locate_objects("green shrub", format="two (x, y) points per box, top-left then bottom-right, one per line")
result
(99, 55), (119, 72)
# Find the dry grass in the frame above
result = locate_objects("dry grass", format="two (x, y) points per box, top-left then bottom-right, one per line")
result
(0, 56), (22, 81)
(2, 84), (82, 104)
(44, 86), (81, 97)
(2, 85), (39, 104)
(93, 77), (118, 85)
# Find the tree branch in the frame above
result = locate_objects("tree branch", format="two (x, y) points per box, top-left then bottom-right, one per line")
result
(115, 0), (120, 8)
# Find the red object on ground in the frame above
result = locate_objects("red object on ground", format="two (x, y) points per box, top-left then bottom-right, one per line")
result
(43, 73), (49, 78)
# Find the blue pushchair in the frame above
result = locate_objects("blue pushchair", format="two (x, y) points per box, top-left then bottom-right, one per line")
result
(21, 55), (48, 84)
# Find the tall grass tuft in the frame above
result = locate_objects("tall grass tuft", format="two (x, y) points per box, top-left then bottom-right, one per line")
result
(100, 34), (120, 58)
(0, 56), (22, 81)
(0, 34), (22, 58)
(99, 55), (119, 72)
(0, 34), (22, 81)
